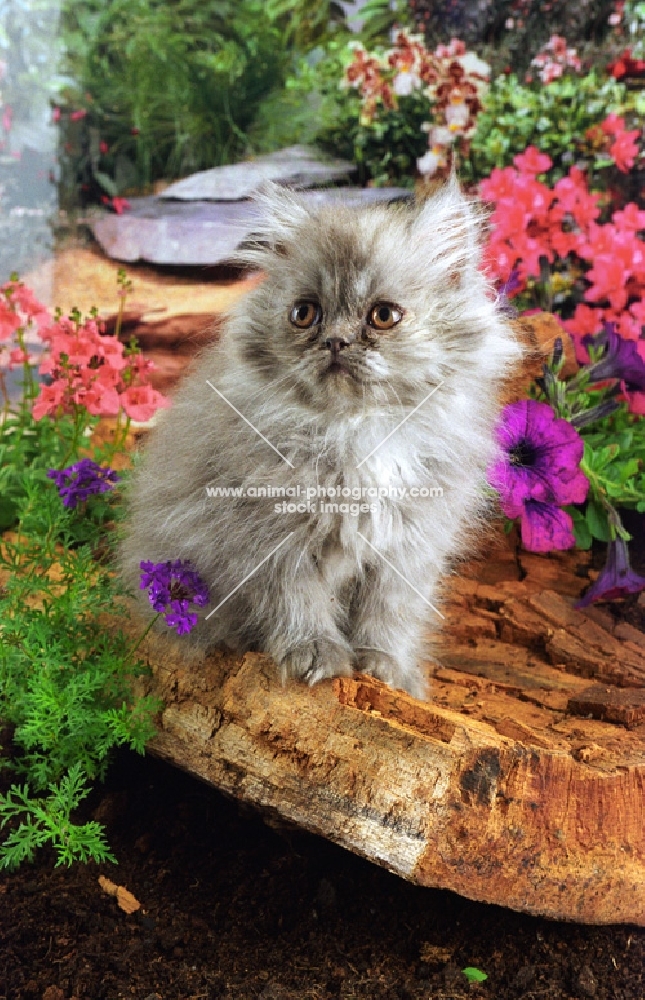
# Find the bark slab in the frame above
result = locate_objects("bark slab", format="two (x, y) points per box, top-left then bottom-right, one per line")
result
(137, 528), (645, 927)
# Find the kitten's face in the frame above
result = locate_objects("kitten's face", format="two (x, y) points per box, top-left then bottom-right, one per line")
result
(239, 189), (485, 413)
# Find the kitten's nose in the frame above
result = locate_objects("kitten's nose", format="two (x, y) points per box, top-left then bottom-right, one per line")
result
(325, 336), (349, 359)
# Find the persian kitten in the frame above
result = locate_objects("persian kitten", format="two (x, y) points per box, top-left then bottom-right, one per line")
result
(120, 181), (522, 699)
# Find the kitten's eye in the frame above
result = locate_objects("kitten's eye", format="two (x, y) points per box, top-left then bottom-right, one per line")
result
(290, 302), (321, 329)
(367, 303), (402, 331)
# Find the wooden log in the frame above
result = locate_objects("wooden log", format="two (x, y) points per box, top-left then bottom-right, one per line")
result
(134, 524), (645, 927)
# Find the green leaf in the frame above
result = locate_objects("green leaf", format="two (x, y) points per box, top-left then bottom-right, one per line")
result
(568, 509), (592, 550)
(0, 497), (18, 532)
(585, 501), (611, 542)
(93, 170), (119, 198)
(463, 967), (488, 983)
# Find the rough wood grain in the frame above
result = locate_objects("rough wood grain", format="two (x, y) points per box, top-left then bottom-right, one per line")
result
(135, 526), (645, 927)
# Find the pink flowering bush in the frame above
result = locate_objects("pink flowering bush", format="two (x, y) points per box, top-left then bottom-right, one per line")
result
(482, 134), (645, 601)
(33, 311), (169, 423)
(0, 270), (170, 531)
(481, 146), (645, 393)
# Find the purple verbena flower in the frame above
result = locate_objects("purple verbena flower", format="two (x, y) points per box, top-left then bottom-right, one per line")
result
(139, 559), (209, 635)
(47, 458), (120, 508)
(488, 400), (589, 514)
(576, 537), (645, 608)
(583, 324), (645, 391)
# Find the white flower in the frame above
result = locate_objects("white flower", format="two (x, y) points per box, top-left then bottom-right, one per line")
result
(430, 125), (453, 146)
(458, 52), (491, 79)
(392, 70), (421, 96)
(417, 149), (442, 176)
(445, 101), (470, 130)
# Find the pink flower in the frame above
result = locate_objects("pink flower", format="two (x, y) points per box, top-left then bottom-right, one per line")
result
(70, 109), (87, 121)
(609, 129), (640, 173)
(601, 113), (625, 137)
(119, 384), (171, 422)
(513, 147), (552, 175)
(52, 106), (61, 123)
(2, 105), (12, 132)
(6, 281), (51, 331)
(8, 347), (33, 368)
(584, 256), (630, 310)
(600, 114), (641, 173)
(81, 383), (121, 416)
(32, 383), (65, 421)
(0, 300), (20, 341)
(99, 140), (109, 154)
(613, 204), (645, 230)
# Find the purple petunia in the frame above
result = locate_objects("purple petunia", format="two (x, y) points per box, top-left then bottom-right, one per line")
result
(576, 537), (645, 608)
(584, 323), (645, 391)
(139, 559), (210, 635)
(516, 500), (577, 552)
(47, 458), (120, 508)
(488, 400), (589, 552)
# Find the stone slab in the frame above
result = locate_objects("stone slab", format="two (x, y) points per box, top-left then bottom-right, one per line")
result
(90, 187), (413, 266)
(159, 145), (355, 201)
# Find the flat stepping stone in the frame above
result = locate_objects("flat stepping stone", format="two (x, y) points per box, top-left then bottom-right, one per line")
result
(159, 145), (356, 201)
(90, 187), (413, 267)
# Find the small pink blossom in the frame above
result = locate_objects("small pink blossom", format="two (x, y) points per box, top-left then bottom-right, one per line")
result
(513, 146), (552, 175)
(119, 384), (171, 422)
(8, 347), (33, 368)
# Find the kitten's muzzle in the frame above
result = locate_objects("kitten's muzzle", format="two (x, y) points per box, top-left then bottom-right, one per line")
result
(325, 336), (351, 359)
(323, 336), (354, 376)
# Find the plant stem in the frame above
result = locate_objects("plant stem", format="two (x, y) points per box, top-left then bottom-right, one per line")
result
(126, 612), (161, 662)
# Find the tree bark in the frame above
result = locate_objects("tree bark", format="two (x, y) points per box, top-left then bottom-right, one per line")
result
(137, 526), (645, 927)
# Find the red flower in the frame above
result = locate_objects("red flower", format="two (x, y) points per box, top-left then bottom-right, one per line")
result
(608, 49), (645, 80)
(101, 195), (131, 215)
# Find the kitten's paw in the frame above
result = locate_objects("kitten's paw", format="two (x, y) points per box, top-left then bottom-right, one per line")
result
(356, 650), (428, 701)
(281, 639), (355, 686)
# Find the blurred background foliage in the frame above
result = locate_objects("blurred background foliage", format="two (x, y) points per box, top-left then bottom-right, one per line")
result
(52, 0), (637, 200)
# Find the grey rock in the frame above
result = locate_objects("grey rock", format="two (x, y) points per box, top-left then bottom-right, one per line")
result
(160, 145), (356, 201)
(90, 187), (413, 267)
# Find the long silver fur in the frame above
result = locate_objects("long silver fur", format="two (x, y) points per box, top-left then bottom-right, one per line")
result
(120, 181), (523, 699)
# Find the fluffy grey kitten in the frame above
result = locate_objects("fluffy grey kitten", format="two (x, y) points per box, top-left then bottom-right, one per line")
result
(120, 181), (522, 700)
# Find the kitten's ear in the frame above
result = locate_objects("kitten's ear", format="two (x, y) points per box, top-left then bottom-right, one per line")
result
(410, 179), (483, 285)
(233, 181), (311, 269)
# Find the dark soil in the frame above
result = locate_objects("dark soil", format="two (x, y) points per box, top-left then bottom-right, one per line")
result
(0, 749), (643, 1000)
